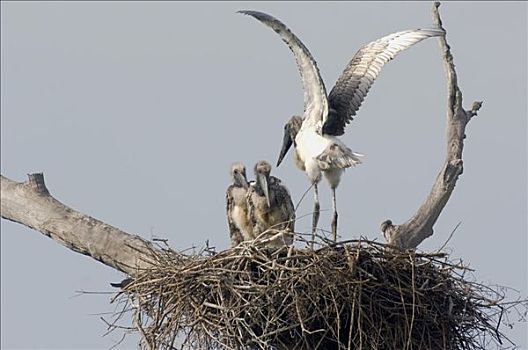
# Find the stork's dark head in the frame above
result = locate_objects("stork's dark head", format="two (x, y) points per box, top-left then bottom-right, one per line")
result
(277, 115), (303, 167)
(254, 160), (272, 207)
(230, 162), (248, 189)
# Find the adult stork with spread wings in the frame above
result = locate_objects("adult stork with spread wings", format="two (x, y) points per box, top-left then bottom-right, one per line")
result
(239, 10), (444, 244)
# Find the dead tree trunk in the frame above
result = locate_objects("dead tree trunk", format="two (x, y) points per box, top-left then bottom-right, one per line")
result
(1, 173), (157, 276)
(380, 2), (482, 250)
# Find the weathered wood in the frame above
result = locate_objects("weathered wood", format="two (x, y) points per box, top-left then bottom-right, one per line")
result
(380, 2), (482, 250)
(1, 173), (157, 276)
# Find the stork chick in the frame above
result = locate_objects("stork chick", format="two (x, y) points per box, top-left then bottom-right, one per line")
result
(247, 160), (295, 248)
(226, 162), (252, 247)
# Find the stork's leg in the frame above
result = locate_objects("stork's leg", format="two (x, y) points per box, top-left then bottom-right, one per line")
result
(311, 183), (320, 249)
(331, 187), (338, 242)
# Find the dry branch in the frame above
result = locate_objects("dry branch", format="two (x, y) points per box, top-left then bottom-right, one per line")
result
(380, 2), (482, 249)
(0, 173), (157, 276)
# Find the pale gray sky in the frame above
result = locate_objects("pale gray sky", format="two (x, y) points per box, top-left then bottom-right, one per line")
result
(1, 2), (526, 349)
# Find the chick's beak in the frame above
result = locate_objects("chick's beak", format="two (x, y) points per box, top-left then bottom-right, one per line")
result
(257, 173), (270, 208)
(235, 172), (248, 189)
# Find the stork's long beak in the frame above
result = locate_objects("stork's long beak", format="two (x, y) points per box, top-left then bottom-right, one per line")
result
(257, 173), (270, 208)
(235, 172), (249, 189)
(277, 129), (293, 167)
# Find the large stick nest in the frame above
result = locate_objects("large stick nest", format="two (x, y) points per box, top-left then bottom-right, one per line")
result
(111, 240), (513, 349)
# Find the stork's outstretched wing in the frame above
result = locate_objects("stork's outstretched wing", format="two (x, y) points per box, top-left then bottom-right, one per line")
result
(238, 10), (328, 126)
(324, 28), (445, 136)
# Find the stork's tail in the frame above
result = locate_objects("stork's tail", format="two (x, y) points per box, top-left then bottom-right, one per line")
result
(348, 150), (364, 165)
(316, 142), (364, 170)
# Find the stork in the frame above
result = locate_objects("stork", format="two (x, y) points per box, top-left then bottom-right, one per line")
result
(247, 160), (295, 248)
(226, 162), (252, 247)
(239, 10), (444, 243)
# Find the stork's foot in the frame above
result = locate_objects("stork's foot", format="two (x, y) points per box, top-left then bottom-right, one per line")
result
(331, 211), (338, 242)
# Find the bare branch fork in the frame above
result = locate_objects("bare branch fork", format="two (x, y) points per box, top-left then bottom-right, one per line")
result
(380, 2), (482, 250)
